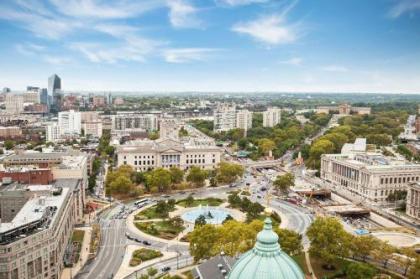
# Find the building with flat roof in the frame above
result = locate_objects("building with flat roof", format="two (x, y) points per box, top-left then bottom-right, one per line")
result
(263, 107), (281, 127)
(213, 103), (236, 132)
(2, 152), (88, 223)
(5, 94), (24, 114)
(321, 151), (420, 204)
(0, 181), (77, 279)
(236, 109), (252, 131)
(406, 182), (420, 221)
(0, 127), (22, 139)
(117, 138), (222, 171)
(316, 104), (371, 115)
(58, 110), (81, 136)
(112, 113), (158, 132)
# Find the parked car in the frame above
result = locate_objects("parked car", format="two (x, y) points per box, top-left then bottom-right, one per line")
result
(161, 267), (171, 272)
(142, 240), (151, 246)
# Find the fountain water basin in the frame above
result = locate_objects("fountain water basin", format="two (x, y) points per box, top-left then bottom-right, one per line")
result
(181, 205), (230, 225)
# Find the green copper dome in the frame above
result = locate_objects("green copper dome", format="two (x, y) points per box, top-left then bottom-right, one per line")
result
(228, 217), (305, 279)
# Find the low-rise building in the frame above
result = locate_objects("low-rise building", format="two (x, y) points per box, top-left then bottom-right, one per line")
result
(0, 127), (22, 139)
(0, 167), (53, 185)
(321, 151), (420, 204)
(406, 182), (420, 221)
(2, 152), (88, 223)
(83, 120), (103, 138)
(0, 181), (79, 279)
(117, 138), (222, 171)
(316, 104), (371, 115)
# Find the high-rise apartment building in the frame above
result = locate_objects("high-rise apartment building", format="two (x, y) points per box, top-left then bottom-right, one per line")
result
(5, 94), (24, 114)
(48, 74), (61, 107)
(39, 88), (48, 105)
(112, 113), (158, 132)
(263, 107), (282, 127)
(236, 109), (253, 131)
(46, 122), (61, 142)
(213, 104), (236, 132)
(58, 110), (81, 136)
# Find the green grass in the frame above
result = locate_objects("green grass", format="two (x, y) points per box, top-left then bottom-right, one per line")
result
(71, 230), (85, 262)
(240, 190), (251, 196)
(129, 248), (163, 267)
(135, 206), (172, 220)
(176, 197), (224, 207)
(135, 220), (185, 240)
(72, 230), (85, 243)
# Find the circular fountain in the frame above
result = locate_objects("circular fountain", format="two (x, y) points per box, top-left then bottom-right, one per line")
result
(181, 205), (230, 224)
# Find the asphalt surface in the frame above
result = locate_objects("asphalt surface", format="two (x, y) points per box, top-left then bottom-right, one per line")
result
(77, 205), (127, 279)
(80, 167), (314, 279)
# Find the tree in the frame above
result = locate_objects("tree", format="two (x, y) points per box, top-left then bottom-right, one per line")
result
(146, 168), (172, 192)
(147, 267), (158, 277)
(186, 166), (207, 187)
(148, 131), (159, 140)
(273, 173), (294, 194)
(350, 235), (380, 262)
(307, 217), (352, 269)
(274, 228), (303, 256)
(396, 247), (417, 276)
(258, 138), (276, 155)
(371, 241), (395, 268)
(169, 167), (184, 184)
(216, 162), (244, 184)
(110, 176), (133, 194)
(408, 255), (420, 279)
(155, 200), (170, 218)
(195, 215), (207, 227)
(345, 262), (376, 279)
(189, 224), (220, 262)
(185, 195), (194, 207)
(4, 140), (15, 150)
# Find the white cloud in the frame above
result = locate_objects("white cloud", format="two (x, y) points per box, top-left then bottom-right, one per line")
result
(321, 65), (348, 72)
(71, 36), (162, 64)
(15, 43), (45, 56)
(167, 0), (201, 28)
(216, 0), (268, 6)
(44, 55), (72, 65)
(388, 0), (420, 18)
(49, 0), (166, 19)
(163, 48), (218, 63)
(232, 14), (298, 45)
(280, 57), (302, 66)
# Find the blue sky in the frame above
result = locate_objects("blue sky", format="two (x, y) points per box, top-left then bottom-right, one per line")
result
(0, 0), (419, 93)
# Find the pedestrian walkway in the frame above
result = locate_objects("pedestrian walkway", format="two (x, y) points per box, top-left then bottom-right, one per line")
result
(61, 227), (92, 279)
(304, 252), (317, 279)
(115, 244), (177, 279)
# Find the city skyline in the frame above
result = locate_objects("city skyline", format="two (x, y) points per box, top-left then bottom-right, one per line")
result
(0, 0), (420, 93)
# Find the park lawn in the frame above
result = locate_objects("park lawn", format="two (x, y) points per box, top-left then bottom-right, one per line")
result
(176, 197), (224, 207)
(135, 220), (185, 240)
(129, 248), (162, 267)
(72, 230), (85, 243)
(135, 206), (172, 220)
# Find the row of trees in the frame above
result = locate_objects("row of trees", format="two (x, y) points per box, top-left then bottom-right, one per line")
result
(305, 111), (407, 170)
(105, 162), (244, 197)
(189, 219), (302, 262)
(307, 216), (419, 278)
(228, 192), (265, 221)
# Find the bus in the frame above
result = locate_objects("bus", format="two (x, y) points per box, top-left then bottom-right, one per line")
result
(134, 198), (150, 207)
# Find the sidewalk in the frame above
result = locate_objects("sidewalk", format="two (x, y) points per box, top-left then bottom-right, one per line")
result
(61, 227), (92, 279)
(115, 244), (177, 279)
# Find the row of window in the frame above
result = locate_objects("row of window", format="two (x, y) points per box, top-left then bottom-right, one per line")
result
(380, 176), (419, 184)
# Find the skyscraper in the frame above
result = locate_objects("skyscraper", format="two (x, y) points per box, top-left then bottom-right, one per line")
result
(48, 74), (61, 107)
(39, 88), (48, 105)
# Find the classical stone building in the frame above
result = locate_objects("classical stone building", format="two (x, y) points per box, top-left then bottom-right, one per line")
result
(406, 182), (420, 221)
(117, 138), (222, 171)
